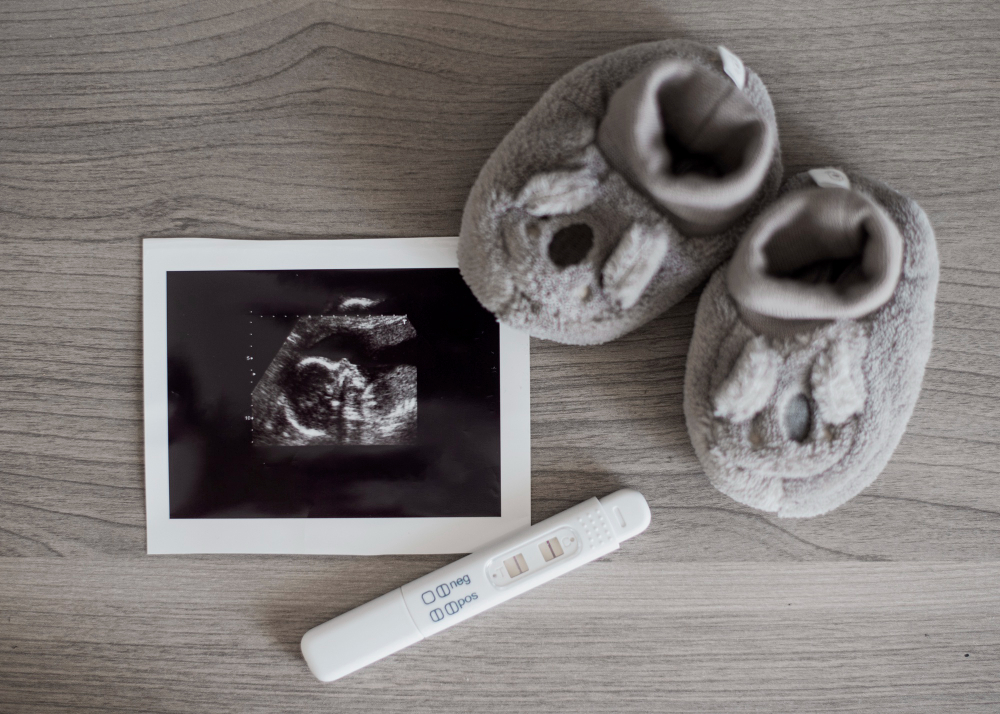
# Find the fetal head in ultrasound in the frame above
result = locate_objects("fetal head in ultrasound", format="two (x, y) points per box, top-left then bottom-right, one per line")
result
(251, 314), (417, 446)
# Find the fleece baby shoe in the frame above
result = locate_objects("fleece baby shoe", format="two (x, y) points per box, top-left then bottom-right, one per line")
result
(458, 40), (782, 345)
(683, 168), (939, 517)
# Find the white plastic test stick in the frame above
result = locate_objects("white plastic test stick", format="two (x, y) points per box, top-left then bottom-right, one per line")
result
(301, 489), (651, 682)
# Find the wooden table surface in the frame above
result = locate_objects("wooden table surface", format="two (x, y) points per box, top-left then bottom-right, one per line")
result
(2, 1), (999, 711)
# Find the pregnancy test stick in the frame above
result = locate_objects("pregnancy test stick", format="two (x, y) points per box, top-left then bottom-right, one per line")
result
(301, 489), (650, 682)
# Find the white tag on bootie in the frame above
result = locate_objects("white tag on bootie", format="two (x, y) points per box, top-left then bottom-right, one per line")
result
(808, 167), (851, 189)
(718, 46), (746, 89)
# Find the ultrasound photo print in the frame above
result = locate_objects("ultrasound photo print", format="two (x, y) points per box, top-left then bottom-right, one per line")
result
(252, 312), (418, 446)
(165, 267), (502, 520)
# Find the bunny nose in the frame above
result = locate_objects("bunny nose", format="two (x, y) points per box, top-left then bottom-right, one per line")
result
(784, 393), (812, 443)
(548, 222), (594, 267)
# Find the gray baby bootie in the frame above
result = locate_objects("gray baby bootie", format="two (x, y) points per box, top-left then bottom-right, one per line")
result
(458, 40), (782, 345)
(683, 168), (939, 517)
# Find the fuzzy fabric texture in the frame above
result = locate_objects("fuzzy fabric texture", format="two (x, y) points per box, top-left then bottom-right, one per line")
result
(458, 40), (782, 345)
(683, 170), (939, 518)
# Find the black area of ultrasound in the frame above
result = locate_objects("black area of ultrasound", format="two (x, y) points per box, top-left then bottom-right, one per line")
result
(165, 268), (501, 520)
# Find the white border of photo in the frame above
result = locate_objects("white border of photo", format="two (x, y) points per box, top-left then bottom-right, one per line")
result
(142, 237), (530, 554)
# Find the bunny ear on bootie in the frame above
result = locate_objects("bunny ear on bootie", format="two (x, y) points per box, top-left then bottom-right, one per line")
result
(458, 40), (782, 345)
(683, 169), (939, 518)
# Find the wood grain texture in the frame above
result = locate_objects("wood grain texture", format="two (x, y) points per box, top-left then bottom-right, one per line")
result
(1, 0), (999, 711)
(2, 559), (999, 713)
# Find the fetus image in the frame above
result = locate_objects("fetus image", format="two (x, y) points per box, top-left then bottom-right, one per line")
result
(251, 311), (417, 446)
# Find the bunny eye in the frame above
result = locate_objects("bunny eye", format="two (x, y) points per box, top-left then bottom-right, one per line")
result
(810, 337), (867, 424)
(713, 336), (782, 421)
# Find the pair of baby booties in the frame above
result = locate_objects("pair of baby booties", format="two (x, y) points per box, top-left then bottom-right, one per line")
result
(457, 40), (939, 518)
